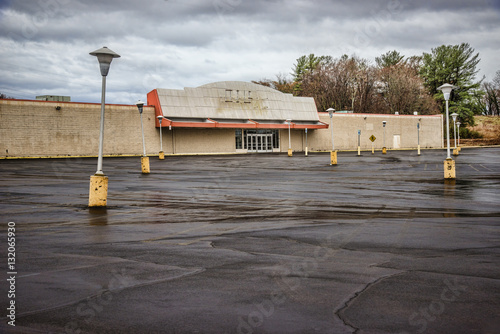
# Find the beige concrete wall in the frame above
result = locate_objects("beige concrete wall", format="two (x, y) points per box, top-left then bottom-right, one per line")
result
(279, 129), (304, 152)
(0, 99), (160, 158)
(0, 100), (443, 158)
(172, 128), (235, 154)
(306, 113), (443, 151)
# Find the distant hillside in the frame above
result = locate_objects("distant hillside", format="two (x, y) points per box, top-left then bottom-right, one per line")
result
(461, 116), (500, 146)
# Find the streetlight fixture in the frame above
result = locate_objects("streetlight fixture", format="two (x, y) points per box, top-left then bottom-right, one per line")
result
(456, 121), (461, 150)
(326, 108), (337, 165)
(382, 121), (387, 154)
(136, 100), (150, 174)
(157, 115), (165, 160)
(286, 119), (292, 157)
(88, 46), (120, 208)
(450, 112), (459, 155)
(305, 128), (308, 157)
(437, 83), (458, 179)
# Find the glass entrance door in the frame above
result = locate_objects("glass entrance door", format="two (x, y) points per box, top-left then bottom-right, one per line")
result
(247, 134), (273, 152)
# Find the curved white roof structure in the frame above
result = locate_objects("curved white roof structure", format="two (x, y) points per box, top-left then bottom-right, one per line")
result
(147, 81), (327, 129)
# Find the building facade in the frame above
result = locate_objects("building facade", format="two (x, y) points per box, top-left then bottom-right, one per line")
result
(0, 81), (443, 159)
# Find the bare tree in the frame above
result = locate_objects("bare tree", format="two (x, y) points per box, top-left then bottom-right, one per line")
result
(483, 70), (500, 116)
(0, 92), (14, 99)
(377, 63), (439, 114)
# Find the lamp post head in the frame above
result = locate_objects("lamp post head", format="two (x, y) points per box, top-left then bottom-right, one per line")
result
(157, 115), (164, 124)
(326, 108), (335, 118)
(136, 100), (145, 114)
(450, 112), (459, 122)
(382, 121), (387, 127)
(437, 83), (458, 101)
(285, 118), (292, 124)
(456, 121), (461, 127)
(89, 46), (120, 77)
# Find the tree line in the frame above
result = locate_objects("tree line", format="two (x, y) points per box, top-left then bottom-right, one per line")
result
(253, 43), (500, 126)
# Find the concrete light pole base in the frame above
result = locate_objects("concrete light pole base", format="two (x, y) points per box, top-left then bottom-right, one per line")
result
(382, 147), (387, 154)
(330, 150), (337, 165)
(89, 174), (108, 207)
(305, 147), (308, 156)
(141, 156), (150, 174)
(288, 149), (293, 157)
(357, 146), (361, 156)
(444, 158), (456, 179)
(417, 145), (421, 156)
(159, 151), (165, 160)
(453, 148), (459, 156)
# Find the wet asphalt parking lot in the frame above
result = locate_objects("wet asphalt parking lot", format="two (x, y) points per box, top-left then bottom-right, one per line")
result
(0, 148), (499, 334)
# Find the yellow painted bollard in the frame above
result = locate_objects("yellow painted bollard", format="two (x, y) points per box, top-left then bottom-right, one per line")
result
(372, 144), (374, 154)
(330, 150), (337, 165)
(89, 174), (108, 207)
(305, 147), (308, 156)
(382, 147), (387, 154)
(141, 156), (150, 174)
(357, 146), (361, 156)
(288, 148), (293, 157)
(417, 145), (421, 156)
(453, 148), (459, 156)
(444, 158), (456, 179)
(159, 151), (165, 160)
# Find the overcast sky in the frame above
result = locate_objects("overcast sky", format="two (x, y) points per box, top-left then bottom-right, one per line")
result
(1, 0), (499, 104)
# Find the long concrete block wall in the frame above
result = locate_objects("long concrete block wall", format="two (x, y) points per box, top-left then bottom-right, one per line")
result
(283, 113), (443, 152)
(0, 99), (161, 158)
(309, 113), (443, 151)
(0, 99), (443, 158)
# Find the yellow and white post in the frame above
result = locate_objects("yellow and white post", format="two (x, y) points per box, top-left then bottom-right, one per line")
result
(417, 122), (421, 156)
(157, 115), (165, 160)
(88, 46), (121, 208)
(330, 150), (337, 165)
(305, 128), (308, 157)
(357, 129), (361, 156)
(438, 83), (457, 179)
(451, 113), (459, 156)
(382, 120), (387, 154)
(89, 174), (108, 207)
(327, 108), (337, 165)
(137, 100), (151, 174)
(286, 119), (292, 157)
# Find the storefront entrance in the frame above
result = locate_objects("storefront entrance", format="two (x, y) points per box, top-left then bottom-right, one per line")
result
(247, 133), (273, 152)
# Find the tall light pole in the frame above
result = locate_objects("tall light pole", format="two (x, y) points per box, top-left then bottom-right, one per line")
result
(417, 119), (421, 156)
(357, 129), (361, 156)
(456, 121), (461, 150)
(157, 115), (164, 160)
(437, 83), (458, 179)
(136, 100), (150, 174)
(305, 128), (308, 156)
(286, 119), (292, 157)
(451, 112), (459, 155)
(382, 121), (387, 154)
(88, 46), (120, 208)
(326, 108), (336, 165)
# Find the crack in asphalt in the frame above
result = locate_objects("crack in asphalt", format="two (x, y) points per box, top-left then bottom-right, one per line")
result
(334, 271), (407, 333)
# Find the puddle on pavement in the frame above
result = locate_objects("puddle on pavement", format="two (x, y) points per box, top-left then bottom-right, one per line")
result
(88, 207), (108, 225)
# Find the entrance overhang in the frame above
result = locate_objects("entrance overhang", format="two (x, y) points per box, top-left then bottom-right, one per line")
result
(156, 117), (327, 130)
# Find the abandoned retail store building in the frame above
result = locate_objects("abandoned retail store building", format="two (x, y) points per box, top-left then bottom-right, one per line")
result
(0, 81), (443, 158)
